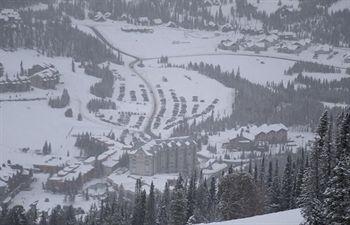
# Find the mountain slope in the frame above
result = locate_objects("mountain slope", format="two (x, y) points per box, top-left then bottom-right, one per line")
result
(197, 209), (304, 225)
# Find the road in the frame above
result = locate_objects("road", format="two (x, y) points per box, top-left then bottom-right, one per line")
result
(89, 26), (158, 139)
(89, 25), (348, 141)
(144, 52), (349, 70)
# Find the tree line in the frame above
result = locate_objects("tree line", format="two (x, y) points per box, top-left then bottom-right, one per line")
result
(169, 61), (347, 137)
(0, 7), (121, 65)
(285, 61), (341, 75)
(48, 89), (70, 108)
(75, 133), (109, 157)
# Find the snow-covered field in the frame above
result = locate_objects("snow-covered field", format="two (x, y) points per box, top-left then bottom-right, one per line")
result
(168, 54), (349, 86)
(0, 49), (104, 158)
(168, 55), (294, 85)
(198, 208), (304, 225)
(74, 19), (228, 58)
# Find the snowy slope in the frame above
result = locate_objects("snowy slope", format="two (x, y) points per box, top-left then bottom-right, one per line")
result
(197, 209), (304, 225)
(329, 0), (350, 13)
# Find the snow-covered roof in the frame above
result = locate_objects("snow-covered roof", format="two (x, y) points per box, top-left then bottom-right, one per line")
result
(0, 9), (21, 21)
(30, 67), (59, 79)
(165, 21), (177, 28)
(208, 21), (217, 27)
(34, 156), (67, 167)
(97, 149), (117, 161)
(130, 136), (197, 156)
(258, 34), (278, 43)
(138, 17), (149, 22)
(153, 18), (162, 25)
(102, 154), (119, 168)
(0, 163), (20, 182)
(246, 41), (265, 49)
(202, 160), (227, 175)
(315, 44), (332, 53)
(253, 123), (288, 136)
(94, 12), (106, 21)
(84, 157), (95, 164)
(241, 123), (288, 140)
(50, 163), (94, 182)
(220, 39), (236, 47)
(278, 42), (300, 51)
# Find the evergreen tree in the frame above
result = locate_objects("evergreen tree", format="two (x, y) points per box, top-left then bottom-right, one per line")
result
(280, 154), (294, 210)
(193, 180), (210, 223)
(132, 180), (146, 225)
(323, 112), (350, 225)
(38, 212), (48, 225)
(218, 172), (262, 220)
(186, 174), (196, 222)
(208, 177), (217, 221)
(145, 182), (156, 225)
(6, 206), (28, 225)
(170, 176), (188, 225)
(300, 112), (329, 225)
(269, 160), (281, 212)
(157, 183), (170, 225)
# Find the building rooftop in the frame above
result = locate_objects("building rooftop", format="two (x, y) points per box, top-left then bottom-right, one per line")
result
(131, 136), (197, 156)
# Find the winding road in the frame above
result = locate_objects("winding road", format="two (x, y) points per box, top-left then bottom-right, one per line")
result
(89, 26), (158, 139)
(89, 25), (348, 140)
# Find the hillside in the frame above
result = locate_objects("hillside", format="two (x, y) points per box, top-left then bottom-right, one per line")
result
(198, 209), (304, 225)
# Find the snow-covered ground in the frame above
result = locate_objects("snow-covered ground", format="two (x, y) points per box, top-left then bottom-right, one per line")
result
(197, 208), (304, 225)
(107, 171), (178, 193)
(0, 49), (103, 158)
(168, 55), (294, 85)
(11, 173), (101, 212)
(73, 19), (228, 58)
(168, 54), (349, 86)
(329, 0), (350, 13)
(1, 11), (347, 215)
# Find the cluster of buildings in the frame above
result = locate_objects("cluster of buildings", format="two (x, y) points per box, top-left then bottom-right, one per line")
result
(0, 8), (20, 24)
(40, 135), (201, 193)
(0, 64), (60, 93)
(218, 31), (311, 54)
(129, 136), (199, 176)
(28, 65), (60, 89)
(46, 162), (95, 193)
(222, 123), (288, 152)
(33, 156), (69, 174)
(44, 135), (127, 193)
(0, 161), (33, 204)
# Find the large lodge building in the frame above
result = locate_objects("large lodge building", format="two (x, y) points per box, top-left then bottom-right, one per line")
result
(129, 136), (199, 176)
(0, 64), (60, 93)
(222, 123), (288, 152)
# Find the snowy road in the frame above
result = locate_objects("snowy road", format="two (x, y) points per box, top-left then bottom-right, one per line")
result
(89, 25), (348, 141)
(89, 26), (158, 139)
(144, 52), (348, 70)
